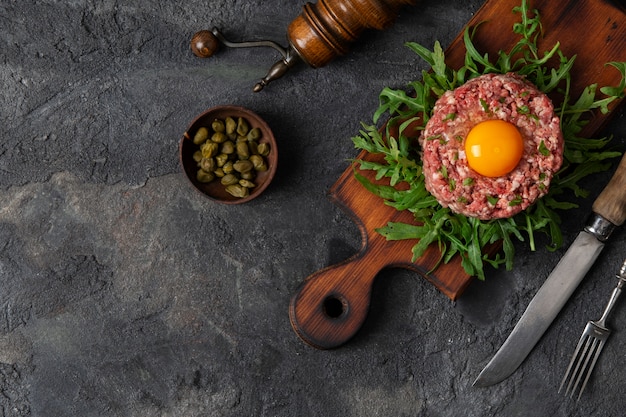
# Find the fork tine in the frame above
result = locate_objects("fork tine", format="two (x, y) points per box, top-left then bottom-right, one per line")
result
(559, 332), (588, 394)
(562, 334), (592, 396)
(569, 337), (598, 399)
(576, 339), (606, 401)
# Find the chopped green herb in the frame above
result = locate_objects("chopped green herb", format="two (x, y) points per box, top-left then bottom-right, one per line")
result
(440, 165), (448, 179)
(538, 140), (550, 156)
(463, 177), (475, 186)
(480, 98), (491, 113)
(487, 195), (499, 206)
(509, 196), (523, 206)
(443, 113), (457, 121)
(352, 0), (625, 280)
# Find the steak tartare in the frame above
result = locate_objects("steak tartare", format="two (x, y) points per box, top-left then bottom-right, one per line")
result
(418, 73), (564, 220)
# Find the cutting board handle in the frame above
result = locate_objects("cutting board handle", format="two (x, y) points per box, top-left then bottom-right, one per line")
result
(289, 243), (390, 349)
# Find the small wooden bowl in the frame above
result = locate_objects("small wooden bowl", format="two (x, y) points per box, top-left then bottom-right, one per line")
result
(179, 106), (277, 204)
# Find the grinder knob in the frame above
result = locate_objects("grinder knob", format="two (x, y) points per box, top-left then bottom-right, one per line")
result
(190, 30), (220, 58)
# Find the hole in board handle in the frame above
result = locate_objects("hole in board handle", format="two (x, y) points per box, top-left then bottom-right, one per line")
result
(323, 295), (348, 319)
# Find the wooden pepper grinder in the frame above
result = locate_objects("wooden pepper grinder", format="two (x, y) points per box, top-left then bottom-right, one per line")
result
(190, 0), (417, 91)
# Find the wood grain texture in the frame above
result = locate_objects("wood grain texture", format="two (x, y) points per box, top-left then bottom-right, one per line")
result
(290, 0), (626, 349)
(592, 154), (626, 226)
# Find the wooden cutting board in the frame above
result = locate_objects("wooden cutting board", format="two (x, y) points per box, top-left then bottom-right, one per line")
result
(290, 0), (626, 349)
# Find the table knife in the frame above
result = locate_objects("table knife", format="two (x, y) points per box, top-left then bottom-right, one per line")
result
(474, 153), (626, 387)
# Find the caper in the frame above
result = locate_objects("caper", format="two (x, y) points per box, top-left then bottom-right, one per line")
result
(214, 167), (225, 178)
(193, 150), (203, 162)
(223, 161), (234, 174)
(257, 142), (270, 156)
(241, 170), (255, 180)
(249, 154), (267, 171)
(225, 117), (236, 135)
(193, 127), (209, 145)
(201, 141), (219, 158)
(247, 127), (261, 141)
(248, 141), (258, 155)
(236, 141), (250, 160)
(211, 132), (227, 143)
(239, 179), (256, 188)
(221, 140), (235, 154)
(196, 169), (214, 183)
(233, 159), (253, 173)
(211, 119), (225, 133)
(225, 184), (249, 198)
(215, 153), (229, 167)
(221, 173), (239, 186)
(236, 135), (248, 143)
(236, 117), (249, 136)
(199, 157), (215, 172)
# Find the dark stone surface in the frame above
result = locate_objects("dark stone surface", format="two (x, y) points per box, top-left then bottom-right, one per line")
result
(1, 1), (625, 416)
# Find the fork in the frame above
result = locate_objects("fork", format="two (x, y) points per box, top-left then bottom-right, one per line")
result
(558, 258), (626, 400)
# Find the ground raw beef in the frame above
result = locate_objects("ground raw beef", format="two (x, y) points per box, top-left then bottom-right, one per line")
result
(418, 73), (564, 220)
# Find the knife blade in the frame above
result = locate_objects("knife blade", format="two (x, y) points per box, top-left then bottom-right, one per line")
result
(474, 153), (626, 387)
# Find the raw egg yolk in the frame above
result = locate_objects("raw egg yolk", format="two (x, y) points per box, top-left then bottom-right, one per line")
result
(465, 120), (524, 177)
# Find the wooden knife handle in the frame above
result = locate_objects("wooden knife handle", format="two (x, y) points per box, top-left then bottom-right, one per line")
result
(592, 154), (626, 226)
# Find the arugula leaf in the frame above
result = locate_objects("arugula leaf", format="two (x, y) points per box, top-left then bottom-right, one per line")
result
(351, 0), (626, 280)
(600, 62), (626, 97)
(374, 88), (419, 124)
